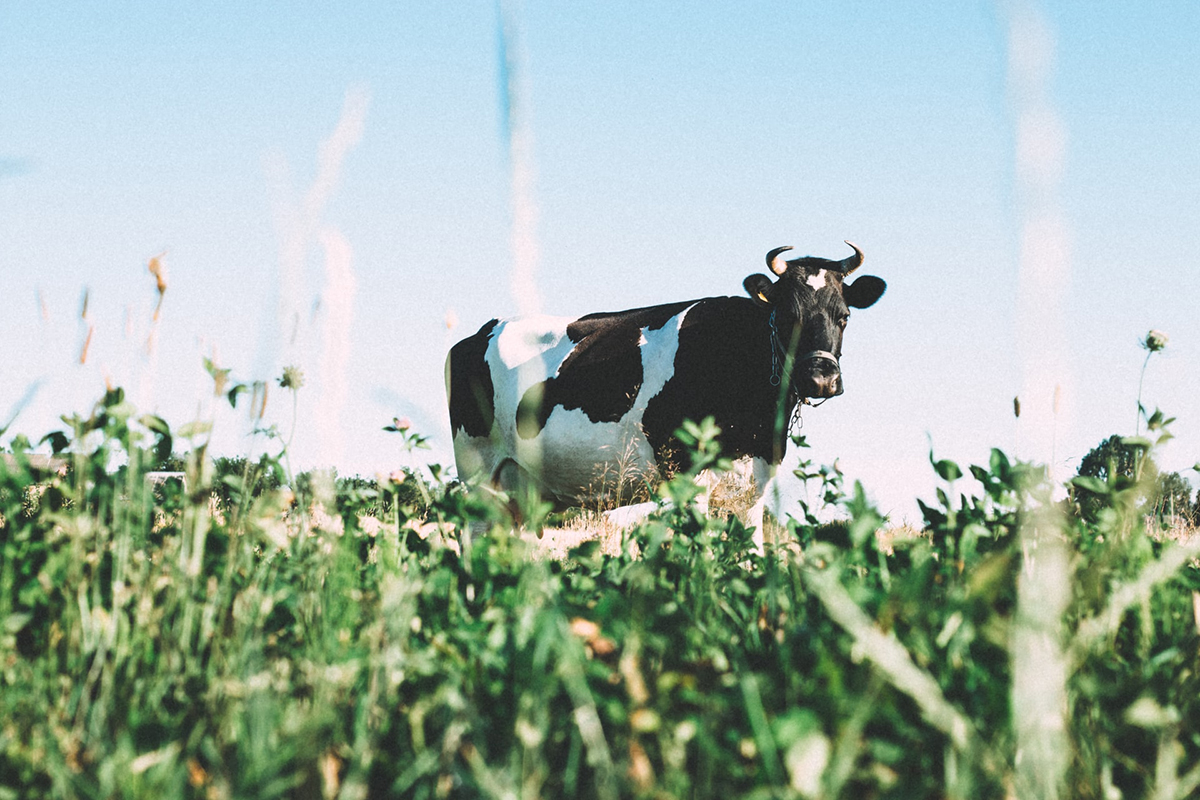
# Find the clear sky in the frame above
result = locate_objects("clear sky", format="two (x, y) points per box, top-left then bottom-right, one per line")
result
(3, 2), (1197, 522)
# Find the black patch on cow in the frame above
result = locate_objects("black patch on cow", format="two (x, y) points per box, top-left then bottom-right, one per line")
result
(516, 300), (695, 439)
(642, 297), (789, 468)
(447, 318), (499, 438)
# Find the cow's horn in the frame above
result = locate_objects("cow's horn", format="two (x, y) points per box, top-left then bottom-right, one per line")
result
(766, 246), (793, 276)
(838, 241), (864, 274)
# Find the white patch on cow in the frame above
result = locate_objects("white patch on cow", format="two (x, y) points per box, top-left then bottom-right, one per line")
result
(805, 269), (828, 291)
(637, 304), (693, 405)
(484, 317), (578, 484)
(492, 315), (573, 370)
(532, 408), (658, 501)
(603, 501), (660, 528)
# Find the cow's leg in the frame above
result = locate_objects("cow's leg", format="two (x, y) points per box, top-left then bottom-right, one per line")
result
(492, 458), (551, 535)
(693, 467), (721, 517)
(695, 457), (777, 555)
(744, 456), (777, 554)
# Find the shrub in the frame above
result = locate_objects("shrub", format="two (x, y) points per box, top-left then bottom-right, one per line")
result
(1073, 431), (1193, 522)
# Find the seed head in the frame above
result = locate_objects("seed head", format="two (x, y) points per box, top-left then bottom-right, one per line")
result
(279, 365), (305, 390)
(148, 253), (167, 295)
(384, 417), (413, 434)
(148, 253), (168, 321)
(1142, 329), (1168, 353)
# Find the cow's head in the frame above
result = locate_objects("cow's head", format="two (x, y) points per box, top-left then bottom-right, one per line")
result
(743, 242), (885, 399)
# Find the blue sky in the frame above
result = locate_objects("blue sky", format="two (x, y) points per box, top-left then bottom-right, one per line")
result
(2, 2), (1197, 521)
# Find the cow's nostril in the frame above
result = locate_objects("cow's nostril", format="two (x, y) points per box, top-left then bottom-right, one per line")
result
(815, 376), (840, 397)
(811, 359), (839, 377)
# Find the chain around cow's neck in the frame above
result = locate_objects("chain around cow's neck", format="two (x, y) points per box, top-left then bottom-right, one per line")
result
(768, 309), (787, 389)
(768, 310), (830, 433)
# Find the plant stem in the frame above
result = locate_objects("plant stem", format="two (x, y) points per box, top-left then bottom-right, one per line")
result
(1135, 350), (1151, 435)
(282, 388), (299, 485)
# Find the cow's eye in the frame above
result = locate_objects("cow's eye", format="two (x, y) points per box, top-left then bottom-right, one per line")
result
(838, 314), (850, 328)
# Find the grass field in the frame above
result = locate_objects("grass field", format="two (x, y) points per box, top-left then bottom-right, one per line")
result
(2, 383), (1200, 800)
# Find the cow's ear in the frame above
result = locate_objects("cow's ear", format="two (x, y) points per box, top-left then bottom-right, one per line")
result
(744, 274), (775, 307)
(844, 276), (885, 309)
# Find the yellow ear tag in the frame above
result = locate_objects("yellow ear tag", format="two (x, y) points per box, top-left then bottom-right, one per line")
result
(757, 292), (770, 303)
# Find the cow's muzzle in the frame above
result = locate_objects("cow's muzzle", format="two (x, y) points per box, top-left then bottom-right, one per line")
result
(768, 312), (845, 399)
(798, 350), (843, 398)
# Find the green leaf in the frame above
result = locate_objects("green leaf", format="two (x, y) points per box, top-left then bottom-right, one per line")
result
(102, 386), (125, 407)
(227, 384), (249, 408)
(40, 430), (70, 454)
(846, 481), (882, 548)
(1144, 408), (1173, 430)
(934, 459), (963, 482)
(177, 420), (213, 439)
(140, 414), (173, 462)
(1070, 475), (1109, 495)
(139, 414), (169, 435)
(107, 400), (138, 421)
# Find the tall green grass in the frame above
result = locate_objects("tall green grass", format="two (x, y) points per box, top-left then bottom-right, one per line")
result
(2, 384), (1199, 799)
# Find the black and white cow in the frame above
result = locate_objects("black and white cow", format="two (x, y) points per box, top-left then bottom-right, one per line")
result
(445, 243), (885, 547)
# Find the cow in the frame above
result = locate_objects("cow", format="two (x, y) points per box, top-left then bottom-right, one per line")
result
(445, 242), (886, 549)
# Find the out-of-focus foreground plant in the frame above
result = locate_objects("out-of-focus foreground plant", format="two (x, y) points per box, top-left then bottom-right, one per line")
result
(2, 384), (1199, 799)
